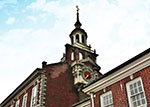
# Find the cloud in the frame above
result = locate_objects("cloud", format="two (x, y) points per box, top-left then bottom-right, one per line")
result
(26, 0), (74, 18)
(27, 16), (37, 23)
(0, 4), (2, 9)
(25, 0), (150, 74)
(26, 0), (46, 10)
(0, 0), (17, 9)
(6, 17), (15, 24)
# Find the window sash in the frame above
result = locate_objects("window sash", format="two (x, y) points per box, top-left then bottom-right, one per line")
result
(126, 77), (147, 107)
(15, 100), (20, 107)
(30, 85), (38, 107)
(22, 93), (28, 107)
(100, 91), (113, 107)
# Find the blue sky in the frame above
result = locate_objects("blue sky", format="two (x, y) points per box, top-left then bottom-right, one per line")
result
(0, 0), (150, 103)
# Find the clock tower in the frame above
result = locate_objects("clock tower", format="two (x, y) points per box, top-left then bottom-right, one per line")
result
(65, 6), (102, 89)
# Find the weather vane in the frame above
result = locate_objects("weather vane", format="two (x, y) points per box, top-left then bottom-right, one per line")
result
(76, 5), (80, 13)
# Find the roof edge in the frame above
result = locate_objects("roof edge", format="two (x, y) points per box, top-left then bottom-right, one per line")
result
(83, 48), (150, 88)
(1, 68), (44, 106)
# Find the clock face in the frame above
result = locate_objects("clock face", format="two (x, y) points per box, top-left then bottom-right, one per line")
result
(82, 68), (94, 82)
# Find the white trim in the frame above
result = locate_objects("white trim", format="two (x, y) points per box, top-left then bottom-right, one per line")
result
(71, 52), (74, 61)
(83, 55), (150, 93)
(30, 85), (38, 107)
(100, 91), (113, 107)
(22, 93), (28, 107)
(15, 100), (20, 107)
(79, 52), (83, 60)
(90, 93), (94, 107)
(79, 34), (82, 43)
(126, 77), (147, 107)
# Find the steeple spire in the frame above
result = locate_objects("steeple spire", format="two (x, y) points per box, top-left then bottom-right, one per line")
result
(74, 5), (82, 28)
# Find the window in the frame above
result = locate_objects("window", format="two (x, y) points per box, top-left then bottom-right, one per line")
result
(82, 35), (85, 43)
(100, 91), (113, 107)
(76, 34), (79, 43)
(71, 52), (74, 61)
(30, 85), (38, 107)
(15, 100), (20, 107)
(71, 36), (74, 44)
(22, 93), (28, 107)
(79, 52), (83, 60)
(126, 77), (147, 107)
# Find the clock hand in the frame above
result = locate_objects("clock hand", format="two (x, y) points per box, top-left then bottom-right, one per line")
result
(85, 74), (89, 79)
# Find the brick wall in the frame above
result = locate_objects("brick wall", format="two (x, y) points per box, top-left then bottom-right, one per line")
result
(44, 62), (78, 107)
(94, 66), (150, 107)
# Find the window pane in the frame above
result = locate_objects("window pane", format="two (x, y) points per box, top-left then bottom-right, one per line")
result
(137, 81), (141, 86)
(126, 78), (147, 107)
(137, 100), (141, 106)
(142, 99), (146, 104)
(101, 91), (113, 107)
(138, 87), (142, 92)
(133, 102), (137, 107)
(141, 93), (144, 98)
(135, 88), (138, 94)
(130, 84), (133, 90)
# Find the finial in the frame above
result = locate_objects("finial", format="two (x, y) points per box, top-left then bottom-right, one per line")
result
(76, 5), (80, 13)
(74, 5), (82, 28)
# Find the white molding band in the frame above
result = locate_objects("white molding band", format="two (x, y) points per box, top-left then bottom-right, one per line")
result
(90, 93), (95, 107)
(83, 54), (150, 94)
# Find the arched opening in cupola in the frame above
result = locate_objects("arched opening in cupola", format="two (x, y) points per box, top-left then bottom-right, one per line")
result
(76, 34), (79, 43)
(71, 36), (74, 44)
(82, 35), (85, 44)
(79, 52), (84, 60)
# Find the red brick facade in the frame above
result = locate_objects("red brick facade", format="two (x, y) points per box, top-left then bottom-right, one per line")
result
(89, 66), (150, 107)
(44, 63), (78, 107)
(1, 62), (78, 107)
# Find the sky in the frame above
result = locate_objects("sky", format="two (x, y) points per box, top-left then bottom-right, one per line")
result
(0, 0), (150, 103)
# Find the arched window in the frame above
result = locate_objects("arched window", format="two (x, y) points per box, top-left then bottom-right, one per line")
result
(82, 35), (85, 43)
(71, 52), (74, 61)
(76, 34), (79, 43)
(71, 36), (74, 44)
(79, 52), (83, 60)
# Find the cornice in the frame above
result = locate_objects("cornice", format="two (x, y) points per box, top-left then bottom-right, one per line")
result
(83, 51), (150, 94)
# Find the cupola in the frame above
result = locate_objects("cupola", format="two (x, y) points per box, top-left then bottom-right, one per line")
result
(69, 6), (88, 48)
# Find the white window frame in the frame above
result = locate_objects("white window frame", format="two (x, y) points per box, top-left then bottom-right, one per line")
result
(15, 100), (20, 107)
(22, 93), (28, 107)
(30, 85), (38, 107)
(100, 91), (113, 107)
(71, 52), (74, 61)
(126, 77), (147, 107)
(79, 52), (83, 60)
